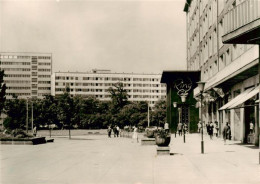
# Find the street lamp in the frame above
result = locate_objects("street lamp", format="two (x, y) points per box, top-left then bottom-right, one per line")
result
(197, 81), (205, 154)
(173, 94), (187, 143)
(26, 98), (29, 133)
(147, 102), (150, 127)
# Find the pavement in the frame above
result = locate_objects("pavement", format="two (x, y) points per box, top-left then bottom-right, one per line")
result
(0, 133), (260, 184)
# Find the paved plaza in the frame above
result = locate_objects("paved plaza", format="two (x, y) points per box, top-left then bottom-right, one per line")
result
(0, 132), (260, 184)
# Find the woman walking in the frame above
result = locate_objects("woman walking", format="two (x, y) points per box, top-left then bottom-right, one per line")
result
(223, 122), (230, 144)
(132, 126), (138, 143)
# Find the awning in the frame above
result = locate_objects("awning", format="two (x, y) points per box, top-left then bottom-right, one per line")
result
(228, 86), (259, 109)
(218, 87), (253, 111)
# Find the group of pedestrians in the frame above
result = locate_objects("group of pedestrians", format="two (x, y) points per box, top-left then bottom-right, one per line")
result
(177, 122), (188, 136)
(198, 120), (231, 144)
(107, 125), (120, 138)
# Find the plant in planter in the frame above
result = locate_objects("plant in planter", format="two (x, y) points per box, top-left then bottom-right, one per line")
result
(145, 126), (157, 138)
(154, 128), (171, 147)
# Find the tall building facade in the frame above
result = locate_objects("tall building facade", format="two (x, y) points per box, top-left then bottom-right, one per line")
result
(52, 69), (166, 106)
(184, 0), (259, 144)
(0, 52), (52, 99)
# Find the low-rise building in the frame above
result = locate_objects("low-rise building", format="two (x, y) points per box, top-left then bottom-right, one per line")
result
(52, 69), (166, 106)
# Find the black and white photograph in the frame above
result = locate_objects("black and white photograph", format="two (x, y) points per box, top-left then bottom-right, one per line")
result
(0, 0), (260, 183)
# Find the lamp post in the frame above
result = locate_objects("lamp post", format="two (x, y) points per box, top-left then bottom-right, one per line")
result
(147, 103), (150, 127)
(31, 101), (34, 132)
(26, 97), (29, 133)
(197, 81), (206, 154)
(173, 95), (187, 143)
(181, 95), (187, 143)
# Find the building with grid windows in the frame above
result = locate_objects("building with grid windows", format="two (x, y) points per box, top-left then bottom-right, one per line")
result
(52, 69), (166, 106)
(184, 0), (259, 144)
(0, 52), (52, 99)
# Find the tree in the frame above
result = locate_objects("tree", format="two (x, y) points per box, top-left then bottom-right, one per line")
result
(57, 87), (74, 138)
(150, 99), (166, 127)
(4, 97), (26, 130)
(0, 69), (6, 116)
(108, 82), (128, 113)
(39, 95), (59, 137)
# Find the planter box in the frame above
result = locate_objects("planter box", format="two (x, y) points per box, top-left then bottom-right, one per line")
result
(0, 137), (46, 145)
(156, 146), (170, 155)
(141, 138), (156, 145)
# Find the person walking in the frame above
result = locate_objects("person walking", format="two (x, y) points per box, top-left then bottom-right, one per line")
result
(208, 121), (214, 140)
(223, 122), (230, 144)
(177, 122), (182, 136)
(249, 121), (254, 134)
(164, 122), (169, 134)
(107, 126), (112, 138)
(116, 125), (120, 137)
(197, 121), (202, 133)
(132, 126), (138, 143)
(113, 125), (118, 137)
(214, 121), (219, 137)
(33, 126), (37, 137)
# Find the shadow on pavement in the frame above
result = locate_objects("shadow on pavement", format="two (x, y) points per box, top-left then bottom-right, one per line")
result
(170, 153), (183, 156)
(70, 138), (96, 140)
(232, 143), (259, 149)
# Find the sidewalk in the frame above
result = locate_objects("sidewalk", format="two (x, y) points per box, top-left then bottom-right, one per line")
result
(167, 133), (260, 184)
(0, 133), (259, 184)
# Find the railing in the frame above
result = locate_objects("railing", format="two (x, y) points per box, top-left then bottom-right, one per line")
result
(223, 0), (260, 35)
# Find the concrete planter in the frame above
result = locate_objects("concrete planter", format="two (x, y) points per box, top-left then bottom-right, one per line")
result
(155, 135), (171, 147)
(0, 137), (46, 145)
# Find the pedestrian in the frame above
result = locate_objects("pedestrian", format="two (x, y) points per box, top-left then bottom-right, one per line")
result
(223, 122), (230, 144)
(208, 121), (214, 140)
(164, 122), (169, 134)
(33, 126), (37, 137)
(183, 123), (188, 134)
(107, 126), (112, 138)
(249, 121), (254, 134)
(116, 125), (120, 137)
(197, 121), (201, 133)
(214, 121), (219, 137)
(132, 126), (138, 143)
(177, 122), (182, 136)
(113, 125), (117, 137)
(206, 122), (210, 135)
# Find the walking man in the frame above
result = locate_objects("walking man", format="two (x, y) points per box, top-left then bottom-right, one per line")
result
(177, 122), (182, 136)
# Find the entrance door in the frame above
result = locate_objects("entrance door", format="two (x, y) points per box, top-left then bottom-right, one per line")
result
(244, 102), (254, 143)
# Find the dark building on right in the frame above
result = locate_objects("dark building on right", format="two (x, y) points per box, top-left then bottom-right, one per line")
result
(184, 0), (260, 145)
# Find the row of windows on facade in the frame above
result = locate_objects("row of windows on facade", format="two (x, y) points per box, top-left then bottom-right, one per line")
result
(55, 87), (165, 93)
(0, 55), (51, 60)
(55, 76), (160, 82)
(55, 89), (165, 98)
(5, 80), (50, 84)
(56, 82), (162, 88)
(189, 44), (254, 81)
(7, 87), (50, 90)
(1, 68), (50, 72)
(0, 61), (51, 65)
(4, 73), (51, 78)
(6, 93), (50, 97)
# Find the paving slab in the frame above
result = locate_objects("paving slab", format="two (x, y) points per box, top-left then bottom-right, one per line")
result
(0, 133), (259, 184)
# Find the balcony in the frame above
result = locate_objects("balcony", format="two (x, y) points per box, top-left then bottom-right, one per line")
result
(222, 0), (260, 44)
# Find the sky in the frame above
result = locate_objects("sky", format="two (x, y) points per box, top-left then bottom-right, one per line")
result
(0, 0), (187, 74)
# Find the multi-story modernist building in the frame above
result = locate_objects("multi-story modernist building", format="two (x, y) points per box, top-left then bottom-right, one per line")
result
(0, 52), (52, 99)
(184, 0), (259, 144)
(52, 69), (166, 106)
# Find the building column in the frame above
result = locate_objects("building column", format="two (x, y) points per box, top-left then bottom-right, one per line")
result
(230, 109), (235, 140)
(240, 107), (245, 143)
(216, 101), (220, 136)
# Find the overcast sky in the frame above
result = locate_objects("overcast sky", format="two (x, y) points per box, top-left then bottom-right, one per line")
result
(0, 0), (187, 74)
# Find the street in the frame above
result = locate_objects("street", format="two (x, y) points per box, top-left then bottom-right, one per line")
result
(0, 133), (259, 184)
